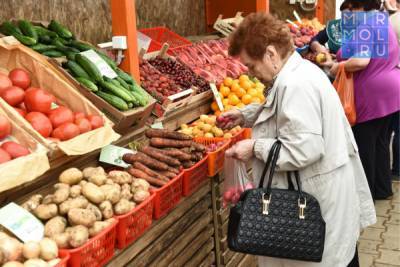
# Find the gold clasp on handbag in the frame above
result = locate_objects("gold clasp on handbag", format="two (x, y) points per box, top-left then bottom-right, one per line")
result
(262, 193), (271, 215)
(298, 198), (307, 220)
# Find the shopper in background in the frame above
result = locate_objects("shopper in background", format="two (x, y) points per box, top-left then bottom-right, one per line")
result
(218, 12), (375, 267)
(328, 0), (400, 200)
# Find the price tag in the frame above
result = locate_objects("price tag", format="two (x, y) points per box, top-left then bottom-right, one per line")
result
(167, 88), (193, 101)
(99, 145), (135, 168)
(0, 203), (44, 242)
(210, 83), (224, 111)
(151, 121), (164, 129)
(137, 32), (152, 54)
(80, 50), (118, 79)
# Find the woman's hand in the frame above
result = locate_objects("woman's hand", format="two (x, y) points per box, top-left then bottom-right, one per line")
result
(329, 62), (340, 76)
(226, 139), (256, 162)
(318, 52), (334, 68)
(216, 109), (244, 130)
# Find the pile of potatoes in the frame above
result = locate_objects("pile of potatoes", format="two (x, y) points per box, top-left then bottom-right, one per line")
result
(0, 232), (61, 267)
(21, 166), (151, 250)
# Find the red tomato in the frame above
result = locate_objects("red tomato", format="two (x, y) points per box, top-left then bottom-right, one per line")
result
(0, 73), (12, 92)
(25, 112), (53, 138)
(87, 115), (104, 129)
(0, 86), (25, 106)
(24, 88), (54, 113)
(52, 122), (80, 141)
(19, 102), (26, 110)
(0, 115), (11, 139)
(14, 107), (27, 117)
(75, 118), (92, 134)
(48, 106), (74, 128)
(0, 148), (11, 163)
(8, 68), (31, 89)
(1, 141), (30, 159)
(74, 112), (85, 121)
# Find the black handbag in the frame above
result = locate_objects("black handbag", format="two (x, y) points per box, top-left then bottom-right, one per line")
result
(227, 140), (326, 262)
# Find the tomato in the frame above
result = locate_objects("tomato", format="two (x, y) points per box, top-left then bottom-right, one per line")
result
(1, 141), (30, 159)
(8, 68), (31, 89)
(74, 112), (85, 121)
(0, 148), (11, 164)
(0, 115), (11, 139)
(87, 115), (104, 129)
(0, 86), (25, 106)
(24, 88), (54, 113)
(25, 112), (53, 138)
(48, 106), (74, 128)
(52, 122), (80, 141)
(0, 73), (12, 92)
(14, 107), (27, 117)
(75, 118), (92, 134)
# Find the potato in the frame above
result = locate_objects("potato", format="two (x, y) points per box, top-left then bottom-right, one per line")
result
(52, 184), (70, 204)
(79, 180), (87, 187)
(131, 179), (150, 193)
(4, 262), (24, 267)
(48, 258), (61, 266)
(34, 204), (58, 220)
(21, 194), (43, 212)
(133, 190), (150, 203)
(86, 203), (102, 221)
(41, 195), (54, 205)
(108, 170), (132, 185)
(59, 168), (83, 185)
(68, 208), (96, 227)
(51, 232), (70, 249)
(68, 225), (89, 248)
(59, 196), (88, 215)
(120, 184), (132, 200)
(22, 241), (40, 259)
(39, 238), (58, 261)
(114, 199), (135, 215)
(99, 201), (113, 219)
(44, 216), (67, 237)
(105, 179), (114, 185)
(69, 185), (81, 198)
(83, 166), (105, 179)
(88, 221), (109, 237)
(24, 259), (48, 267)
(82, 183), (105, 204)
(88, 173), (107, 186)
(100, 184), (121, 204)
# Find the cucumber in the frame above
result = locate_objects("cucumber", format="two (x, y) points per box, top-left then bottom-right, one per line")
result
(107, 78), (121, 87)
(99, 80), (133, 103)
(64, 60), (91, 79)
(75, 54), (103, 82)
(34, 26), (58, 38)
(39, 35), (53, 44)
(70, 40), (94, 51)
(30, 44), (57, 52)
(104, 77), (139, 105)
(116, 77), (130, 90)
(0, 22), (22, 35)
(48, 20), (72, 39)
(55, 44), (80, 54)
(76, 77), (98, 92)
(96, 51), (117, 70)
(42, 50), (64, 57)
(51, 38), (66, 47)
(13, 32), (37, 45)
(130, 90), (148, 106)
(18, 20), (38, 41)
(128, 102), (134, 109)
(65, 52), (77, 61)
(116, 68), (134, 84)
(96, 91), (129, 111)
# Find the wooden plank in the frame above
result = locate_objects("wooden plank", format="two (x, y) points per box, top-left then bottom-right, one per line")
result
(226, 251), (245, 267)
(238, 254), (258, 267)
(222, 248), (235, 265)
(107, 184), (210, 267)
(211, 171), (222, 267)
(220, 236), (228, 252)
(218, 219), (229, 238)
(148, 209), (213, 267)
(217, 208), (230, 225)
(184, 235), (216, 267)
(170, 234), (214, 267)
(200, 251), (215, 267)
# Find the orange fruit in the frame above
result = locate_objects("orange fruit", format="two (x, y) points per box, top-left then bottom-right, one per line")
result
(224, 77), (233, 87)
(259, 94), (266, 102)
(225, 105), (233, 111)
(236, 88), (246, 98)
(240, 80), (252, 91)
(211, 101), (219, 112)
(250, 81), (256, 88)
(241, 94), (252, 105)
(215, 110), (222, 117)
(236, 103), (245, 108)
(255, 82), (265, 89)
(228, 94), (240, 106)
(222, 98), (230, 106)
(220, 86), (231, 97)
(248, 88), (258, 97)
(230, 82), (240, 93)
(239, 74), (249, 84)
(252, 97), (262, 103)
(256, 87), (264, 94)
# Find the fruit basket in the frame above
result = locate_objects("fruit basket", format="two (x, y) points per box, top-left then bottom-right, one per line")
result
(139, 27), (191, 54)
(182, 154), (209, 196)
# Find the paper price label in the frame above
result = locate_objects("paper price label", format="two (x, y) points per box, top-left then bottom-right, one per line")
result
(210, 83), (224, 111)
(0, 203), (44, 242)
(137, 32), (152, 54)
(81, 50), (118, 79)
(99, 145), (135, 168)
(167, 88), (193, 101)
(151, 121), (164, 129)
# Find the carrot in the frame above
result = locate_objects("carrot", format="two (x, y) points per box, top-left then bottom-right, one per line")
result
(150, 138), (193, 148)
(162, 148), (192, 161)
(158, 170), (176, 179)
(127, 167), (166, 187)
(191, 142), (206, 152)
(133, 162), (170, 182)
(140, 146), (181, 167)
(191, 152), (203, 162)
(145, 128), (192, 140)
(182, 161), (195, 169)
(168, 167), (180, 174)
(123, 152), (169, 171)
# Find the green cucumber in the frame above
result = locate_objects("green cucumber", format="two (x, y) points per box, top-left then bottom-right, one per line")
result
(33, 26), (58, 38)
(116, 76), (130, 90)
(38, 35), (53, 44)
(42, 50), (64, 57)
(70, 40), (94, 51)
(13, 32), (37, 45)
(99, 80), (133, 103)
(0, 22), (22, 35)
(104, 77), (139, 105)
(55, 45), (80, 54)
(64, 60), (90, 79)
(65, 52), (77, 61)
(128, 102), (133, 109)
(76, 77), (98, 92)
(75, 54), (103, 82)
(18, 20), (38, 41)
(96, 91), (129, 111)
(116, 68), (134, 84)
(30, 44), (57, 52)
(48, 20), (72, 39)
(96, 51), (117, 70)
(130, 90), (148, 106)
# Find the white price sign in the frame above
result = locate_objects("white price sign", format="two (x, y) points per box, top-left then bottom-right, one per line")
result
(99, 145), (135, 168)
(80, 50), (118, 79)
(210, 83), (224, 111)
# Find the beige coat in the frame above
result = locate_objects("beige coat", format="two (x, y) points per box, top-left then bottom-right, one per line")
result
(240, 52), (376, 267)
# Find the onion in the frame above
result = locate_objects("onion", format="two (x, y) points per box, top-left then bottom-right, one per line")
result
(0, 236), (23, 262)
(22, 241), (40, 259)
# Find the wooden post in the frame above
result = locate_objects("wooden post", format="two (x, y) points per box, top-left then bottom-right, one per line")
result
(316, 0), (325, 23)
(256, 0), (270, 13)
(110, 0), (140, 81)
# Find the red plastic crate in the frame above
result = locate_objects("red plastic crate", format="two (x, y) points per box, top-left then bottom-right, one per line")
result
(228, 128), (252, 147)
(182, 155), (209, 196)
(55, 250), (70, 267)
(151, 172), (183, 219)
(114, 193), (155, 249)
(194, 137), (231, 177)
(139, 27), (191, 53)
(60, 219), (117, 267)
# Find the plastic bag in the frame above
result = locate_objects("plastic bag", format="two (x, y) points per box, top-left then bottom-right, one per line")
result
(222, 156), (254, 207)
(333, 63), (357, 125)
